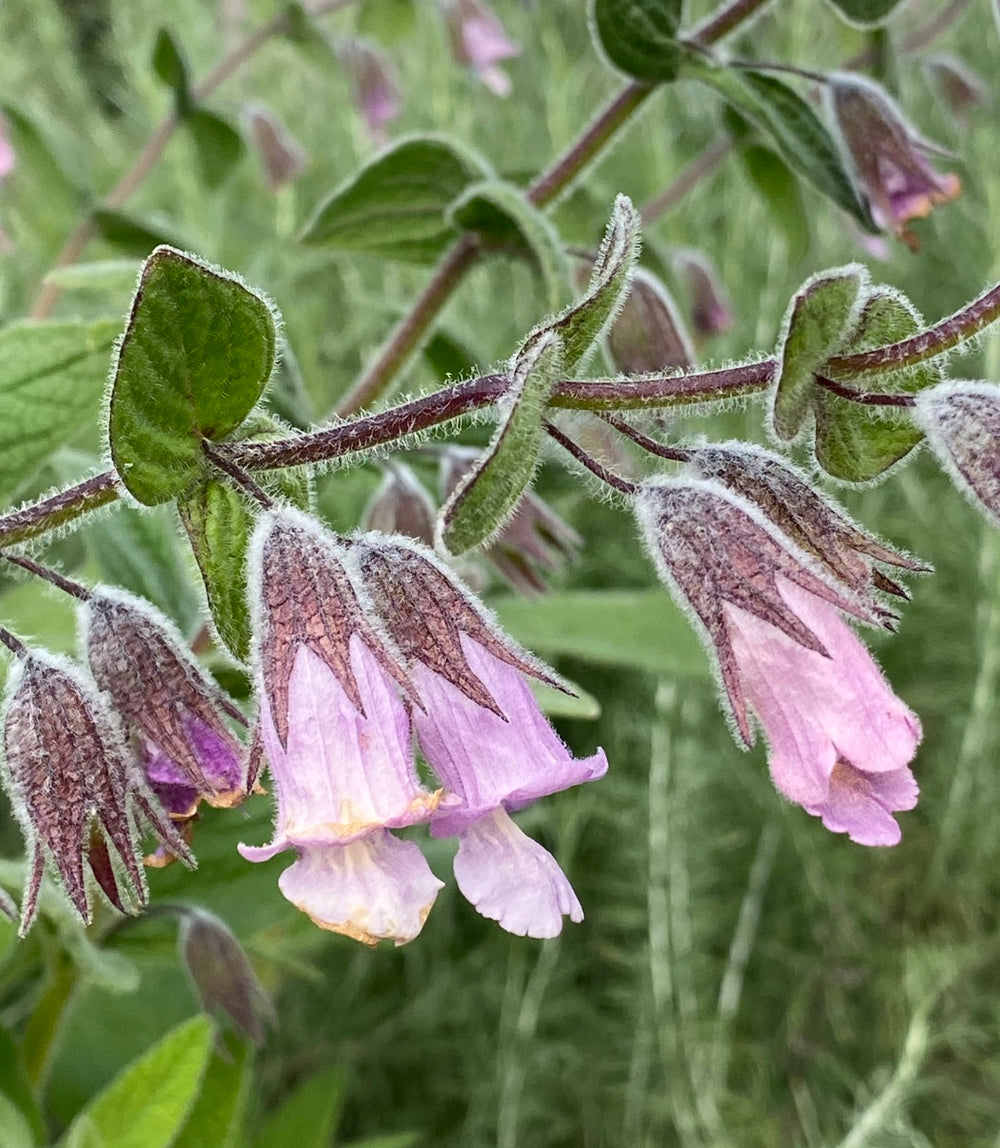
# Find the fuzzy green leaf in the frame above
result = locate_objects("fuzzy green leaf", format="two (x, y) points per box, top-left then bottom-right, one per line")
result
(252, 1067), (346, 1148)
(180, 424), (312, 660)
(546, 193), (641, 372)
(0, 319), (120, 502)
(299, 136), (490, 263)
(173, 1041), (252, 1148)
(772, 265), (867, 441)
(187, 110), (245, 189)
(814, 290), (937, 482)
(439, 330), (564, 556)
(449, 180), (569, 310)
(691, 64), (875, 228)
(108, 247), (277, 505)
(152, 28), (192, 116)
(824, 0), (902, 26)
(493, 589), (709, 676)
(591, 0), (684, 83)
(61, 1016), (213, 1148)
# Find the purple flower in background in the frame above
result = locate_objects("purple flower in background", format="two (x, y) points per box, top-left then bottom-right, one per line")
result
(246, 105), (307, 192)
(239, 511), (442, 946)
(827, 73), (960, 250)
(634, 478), (920, 843)
(447, 0), (520, 96)
(356, 535), (607, 937)
(345, 39), (402, 145)
(726, 579), (920, 845)
(672, 249), (734, 340)
(363, 461), (437, 545)
(0, 114), (14, 181)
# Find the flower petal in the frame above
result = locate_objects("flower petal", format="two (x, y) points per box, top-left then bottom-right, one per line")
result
(277, 830), (443, 946)
(453, 808), (582, 938)
(804, 759), (919, 846)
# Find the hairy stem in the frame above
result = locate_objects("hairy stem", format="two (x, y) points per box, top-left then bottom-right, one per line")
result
(826, 282), (1000, 379)
(544, 421), (639, 495)
(0, 471), (121, 548)
(30, 0), (355, 319)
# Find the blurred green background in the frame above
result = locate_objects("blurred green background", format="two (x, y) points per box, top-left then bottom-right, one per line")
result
(1, 0), (1000, 1144)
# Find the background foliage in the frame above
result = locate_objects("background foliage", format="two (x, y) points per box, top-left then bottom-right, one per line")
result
(1, 0), (999, 1144)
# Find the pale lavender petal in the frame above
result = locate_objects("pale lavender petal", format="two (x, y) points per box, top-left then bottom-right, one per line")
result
(453, 808), (582, 938)
(414, 634), (607, 835)
(277, 831), (443, 946)
(240, 637), (437, 862)
(803, 760), (918, 846)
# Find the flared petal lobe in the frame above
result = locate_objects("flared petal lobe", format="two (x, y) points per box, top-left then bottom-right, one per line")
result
(454, 808), (583, 938)
(726, 578), (920, 843)
(413, 634), (608, 836)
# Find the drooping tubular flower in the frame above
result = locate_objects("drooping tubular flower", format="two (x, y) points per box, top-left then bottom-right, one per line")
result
(634, 478), (920, 845)
(83, 587), (248, 825)
(2, 648), (190, 933)
(827, 73), (960, 250)
(239, 510), (443, 946)
(447, 0), (520, 96)
(354, 534), (608, 937)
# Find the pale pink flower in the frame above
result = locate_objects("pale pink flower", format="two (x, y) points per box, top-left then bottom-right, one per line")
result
(345, 40), (402, 145)
(448, 0), (520, 96)
(239, 512), (442, 946)
(726, 578), (920, 845)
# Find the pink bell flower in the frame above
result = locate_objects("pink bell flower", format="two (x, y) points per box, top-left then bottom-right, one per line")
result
(239, 511), (442, 946)
(447, 0), (520, 96)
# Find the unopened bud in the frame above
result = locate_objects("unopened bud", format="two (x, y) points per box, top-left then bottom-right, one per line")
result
(179, 908), (273, 1044)
(914, 382), (1000, 525)
(246, 105), (306, 192)
(363, 462), (436, 545)
(924, 56), (988, 125)
(672, 249), (734, 339)
(826, 73), (960, 250)
(607, 267), (693, 374)
(344, 39), (402, 144)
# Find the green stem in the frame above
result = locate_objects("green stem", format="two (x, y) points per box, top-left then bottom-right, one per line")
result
(22, 955), (78, 1089)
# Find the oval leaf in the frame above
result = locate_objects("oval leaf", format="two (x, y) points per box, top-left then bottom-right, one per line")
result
(771, 264), (868, 441)
(299, 136), (490, 264)
(61, 1016), (213, 1148)
(108, 246), (277, 505)
(438, 329), (564, 556)
(591, 0), (683, 83)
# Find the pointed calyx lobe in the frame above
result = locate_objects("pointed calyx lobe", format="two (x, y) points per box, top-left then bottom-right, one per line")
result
(353, 533), (560, 715)
(3, 652), (188, 932)
(252, 510), (413, 747)
(634, 478), (882, 744)
(84, 589), (247, 810)
(688, 444), (927, 602)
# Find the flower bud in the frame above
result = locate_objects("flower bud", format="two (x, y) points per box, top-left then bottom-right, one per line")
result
(344, 39), (402, 144)
(826, 73), (961, 250)
(179, 908), (273, 1043)
(924, 56), (988, 125)
(83, 589), (248, 813)
(914, 382), (1000, 525)
(362, 462), (436, 545)
(672, 249), (734, 339)
(447, 0), (520, 96)
(688, 443), (926, 605)
(2, 650), (189, 933)
(606, 267), (694, 375)
(246, 105), (307, 192)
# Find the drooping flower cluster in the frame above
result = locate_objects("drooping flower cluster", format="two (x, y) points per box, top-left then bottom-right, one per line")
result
(238, 509), (606, 945)
(634, 444), (923, 845)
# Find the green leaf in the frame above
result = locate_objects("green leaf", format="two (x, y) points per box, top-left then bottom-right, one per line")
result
(439, 330), (563, 556)
(771, 265), (868, 441)
(0, 102), (88, 204)
(88, 504), (203, 632)
(43, 260), (141, 296)
(282, 2), (341, 71)
(61, 1016), (213, 1148)
(179, 420), (312, 660)
(492, 589), (709, 676)
(92, 209), (188, 258)
(173, 1041), (252, 1148)
(357, 0), (417, 41)
(252, 1067), (346, 1148)
(449, 180), (570, 311)
(814, 290), (936, 482)
(0, 1094), (34, 1148)
(824, 0), (902, 26)
(547, 193), (641, 372)
(740, 145), (809, 264)
(0, 1026), (45, 1147)
(0, 319), (121, 502)
(298, 136), (490, 264)
(422, 328), (478, 382)
(690, 63), (875, 228)
(108, 246), (278, 505)
(591, 0), (684, 83)
(186, 110), (245, 189)
(530, 677), (601, 720)
(152, 28), (192, 116)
